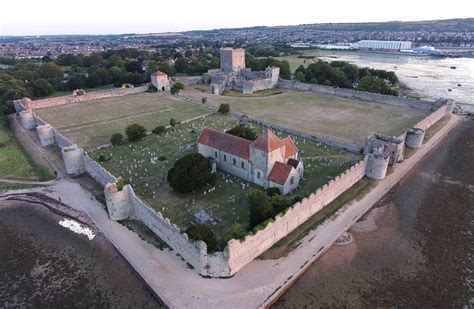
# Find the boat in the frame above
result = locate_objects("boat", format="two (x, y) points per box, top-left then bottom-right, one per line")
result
(450, 66), (457, 69)
(448, 88), (452, 92)
(457, 83), (462, 87)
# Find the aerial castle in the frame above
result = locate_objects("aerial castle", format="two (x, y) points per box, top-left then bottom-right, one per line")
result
(203, 48), (280, 95)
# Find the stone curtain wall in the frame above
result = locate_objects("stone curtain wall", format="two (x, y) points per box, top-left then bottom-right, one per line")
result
(278, 79), (438, 111)
(128, 187), (231, 277)
(53, 128), (74, 149)
(226, 159), (367, 274)
(412, 104), (448, 130)
(83, 155), (117, 187)
(25, 85), (149, 110)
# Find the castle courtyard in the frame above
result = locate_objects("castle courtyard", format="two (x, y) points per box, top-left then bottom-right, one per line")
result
(34, 92), (211, 149)
(183, 87), (430, 145)
(90, 113), (360, 245)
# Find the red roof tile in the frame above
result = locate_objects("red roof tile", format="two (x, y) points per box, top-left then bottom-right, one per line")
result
(267, 161), (294, 185)
(152, 70), (168, 77)
(282, 136), (298, 158)
(197, 128), (251, 160)
(250, 130), (284, 153)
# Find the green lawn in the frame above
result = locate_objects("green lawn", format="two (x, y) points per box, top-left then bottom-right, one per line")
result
(91, 113), (360, 246)
(0, 115), (52, 181)
(183, 87), (429, 145)
(35, 92), (212, 149)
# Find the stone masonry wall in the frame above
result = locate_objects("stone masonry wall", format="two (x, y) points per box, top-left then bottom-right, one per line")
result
(226, 158), (367, 274)
(412, 104), (448, 130)
(24, 85), (148, 110)
(278, 79), (439, 111)
(129, 187), (231, 277)
(83, 155), (117, 187)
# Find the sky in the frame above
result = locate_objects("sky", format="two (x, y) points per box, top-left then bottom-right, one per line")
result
(0, 0), (472, 36)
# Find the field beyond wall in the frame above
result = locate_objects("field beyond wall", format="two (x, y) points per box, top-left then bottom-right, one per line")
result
(34, 92), (211, 149)
(184, 87), (430, 145)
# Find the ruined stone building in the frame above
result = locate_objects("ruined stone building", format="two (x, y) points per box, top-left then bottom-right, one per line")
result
(197, 129), (303, 195)
(151, 71), (170, 91)
(202, 48), (280, 95)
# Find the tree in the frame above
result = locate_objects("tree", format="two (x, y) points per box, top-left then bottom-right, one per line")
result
(185, 224), (218, 253)
(294, 71), (306, 82)
(86, 73), (102, 88)
(226, 124), (257, 141)
(66, 76), (86, 91)
(39, 63), (63, 79)
(248, 190), (273, 229)
(218, 103), (230, 114)
(201, 97), (207, 104)
(169, 118), (177, 127)
(167, 153), (212, 193)
(170, 82), (184, 95)
(31, 78), (53, 97)
(125, 60), (143, 73)
(125, 123), (147, 142)
(110, 133), (124, 146)
(174, 57), (188, 73)
(276, 60), (291, 79)
(269, 195), (292, 215)
(184, 49), (193, 58)
(357, 75), (382, 93)
(152, 125), (166, 135)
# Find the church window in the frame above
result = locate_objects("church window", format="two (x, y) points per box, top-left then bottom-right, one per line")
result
(233, 158), (236, 166)
(290, 177), (294, 185)
(241, 162), (245, 169)
(224, 155), (227, 162)
(214, 151), (218, 158)
(257, 171), (261, 179)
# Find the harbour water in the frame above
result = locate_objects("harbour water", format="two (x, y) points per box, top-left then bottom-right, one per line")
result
(318, 50), (474, 111)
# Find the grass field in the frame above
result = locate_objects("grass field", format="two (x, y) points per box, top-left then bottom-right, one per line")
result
(184, 87), (429, 145)
(0, 114), (52, 181)
(35, 92), (212, 149)
(91, 113), (360, 246)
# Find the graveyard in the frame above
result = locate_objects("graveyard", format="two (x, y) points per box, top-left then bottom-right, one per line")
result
(34, 92), (211, 149)
(90, 113), (360, 245)
(182, 87), (429, 145)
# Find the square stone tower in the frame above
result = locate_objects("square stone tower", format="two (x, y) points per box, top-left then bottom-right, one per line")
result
(220, 48), (245, 72)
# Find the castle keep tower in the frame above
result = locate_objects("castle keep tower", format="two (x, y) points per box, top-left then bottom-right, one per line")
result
(220, 48), (245, 72)
(405, 128), (425, 149)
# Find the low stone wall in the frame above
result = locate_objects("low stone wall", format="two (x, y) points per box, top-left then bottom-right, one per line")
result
(24, 85), (149, 110)
(230, 111), (361, 153)
(278, 79), (439, 111)
(226, 158), (367, 274)
(83, 155), (117, 187)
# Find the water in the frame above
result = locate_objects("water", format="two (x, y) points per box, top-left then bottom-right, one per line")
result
(0, 202), (163, 308)
(318, 50), (474, 110)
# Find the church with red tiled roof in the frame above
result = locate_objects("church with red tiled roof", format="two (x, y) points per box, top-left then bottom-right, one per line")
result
(197, 128), (304, 195)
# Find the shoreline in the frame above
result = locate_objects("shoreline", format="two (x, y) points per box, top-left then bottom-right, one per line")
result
(274, 116), (473, 307)
(0, 199), (163, 307)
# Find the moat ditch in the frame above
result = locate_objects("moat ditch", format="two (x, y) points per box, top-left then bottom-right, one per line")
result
(273, 117), (474, 307)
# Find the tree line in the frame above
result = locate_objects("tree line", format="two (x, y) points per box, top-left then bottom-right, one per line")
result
(294, 60), (399, 96)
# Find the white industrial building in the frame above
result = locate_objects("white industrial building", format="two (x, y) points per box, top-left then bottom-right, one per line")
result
(356, 40), (412, 51)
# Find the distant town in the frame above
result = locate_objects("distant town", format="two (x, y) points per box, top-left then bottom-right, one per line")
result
(1, 18), (473, 59)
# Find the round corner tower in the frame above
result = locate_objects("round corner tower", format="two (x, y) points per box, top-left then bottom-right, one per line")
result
(365, 153), (389, 180)
(19, 109), (36, 129)
(61, 144), (85, 175)
(36, 123), (56, 147)
(405, 128), (425, 149)
(104, 183), (133, 220)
